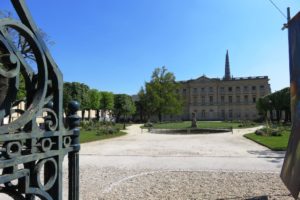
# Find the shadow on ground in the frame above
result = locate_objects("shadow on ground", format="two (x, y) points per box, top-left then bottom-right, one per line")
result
(247, 150), (285, 166)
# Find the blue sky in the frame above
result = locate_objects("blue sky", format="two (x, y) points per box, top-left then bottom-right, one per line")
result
(2, 0), (300, 95)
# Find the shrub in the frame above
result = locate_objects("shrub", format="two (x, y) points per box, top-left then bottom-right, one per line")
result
(255, 127), (282, 137)
(81, 120), (121, 135)
(271, 130), (282, 137)
(255, 129), (265, 136)
(81, 121), (96, 131)
(144, 122), (153, 128)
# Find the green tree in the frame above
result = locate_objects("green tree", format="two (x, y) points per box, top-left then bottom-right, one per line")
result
(114, 94), (136, 128)
(16, 74), (26, 100)
(144, 66), (182, 122)
(87, 89), (101, 121)
(63, 82), (89, 119)
(63, 82), (73, 111)
(256, 87), (291, 123)
(256, 96), (272, 126)
(281, 87), (291, 122)
(99, 91), (114, 121)
(136, 87), (152, 122)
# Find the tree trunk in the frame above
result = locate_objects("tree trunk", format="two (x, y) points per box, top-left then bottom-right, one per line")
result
(286, 109), (291, 122)
(103, 109), (106, 122)
(276, 110), (280, 123)
(158, 112), (162, 122)
(9, 114), (12, 123)
(139, 110), (143, 122)
(82, 110), (85, 121)
(269, 110), (273, 122)
(123, 115), (126, 130)
(96, 110), (100, 121)
(284, 109), (288, 122)
(88, 109), (91, 121)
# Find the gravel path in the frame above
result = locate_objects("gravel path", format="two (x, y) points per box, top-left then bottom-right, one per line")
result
(65, 124), (290, 200)
(78, 167), (292, 200)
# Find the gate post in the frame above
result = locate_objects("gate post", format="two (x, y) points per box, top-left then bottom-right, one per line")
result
(0, 1), (81, 199)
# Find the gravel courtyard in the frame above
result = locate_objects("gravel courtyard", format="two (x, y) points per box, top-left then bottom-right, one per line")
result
(67, 124), (291, 200)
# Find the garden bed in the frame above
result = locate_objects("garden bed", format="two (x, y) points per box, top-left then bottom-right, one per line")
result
(244, 127), (290, 151)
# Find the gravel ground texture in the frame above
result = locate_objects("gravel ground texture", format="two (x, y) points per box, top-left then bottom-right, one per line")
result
(76, 167), (292, 200)
(62, 124), (291, 200)
(0, 124), (291, 200)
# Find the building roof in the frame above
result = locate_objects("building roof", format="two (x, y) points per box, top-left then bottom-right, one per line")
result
(178, 75), (269, 84)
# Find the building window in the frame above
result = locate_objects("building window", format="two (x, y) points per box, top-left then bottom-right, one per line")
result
(209, 87), (213, 92)
(228, 87), (232, 92)
(220, 87), (225, 92)
(221, 96), (225, 104)
(244, 95), (248, 103)
(229, 110), (233, 118)
(236, 86), (240, 91)
(252, 86), (256, 91)
(201, 88), (205, 93)
(244, 86), (248, 91)
(252, 96), (256, 103)
(193, 88), (197, 93)
(221, 110), (225, 119)
(201, 110), (206, 118)
(229, 96), (233, 103)
(183, 89), (187, 95)
(260, 85), (265, 90)
(209, 96), (213, 104)
(194, 96), (198, 104)
(236, 111), (241, 119)
(236, 96), (240, 103)
(201, 96), (205, 105)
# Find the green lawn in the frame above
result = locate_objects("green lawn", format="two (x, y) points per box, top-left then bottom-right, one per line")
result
(244, 130), (290, 151)
(148, 121), (257, 129)
(80, 131), (127, 143)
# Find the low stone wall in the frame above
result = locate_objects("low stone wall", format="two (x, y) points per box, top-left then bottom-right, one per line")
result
(149, 128), (232, 134)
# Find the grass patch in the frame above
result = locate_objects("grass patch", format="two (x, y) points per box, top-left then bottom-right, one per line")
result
(146, 121), (258, 129)
(80, 131), (127, 143)
(244, 129), (290, 151)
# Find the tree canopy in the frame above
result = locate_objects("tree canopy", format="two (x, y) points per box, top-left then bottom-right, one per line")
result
(88, 89), (101, 110)
(256, 87), (290, 122)
(114, 94), (136, 122)
(63, 82), (90, 113)
(138, 66), (183, 121)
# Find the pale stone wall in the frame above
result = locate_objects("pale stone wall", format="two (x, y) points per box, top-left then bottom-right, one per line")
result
(175, 76), (271, 121)
(77, 109), (113, 121)
(3, 101), (113, 124)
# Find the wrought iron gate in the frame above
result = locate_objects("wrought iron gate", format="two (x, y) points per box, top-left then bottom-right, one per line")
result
(0, 0), (80, 199)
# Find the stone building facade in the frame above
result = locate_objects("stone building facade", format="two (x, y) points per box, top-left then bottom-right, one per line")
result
(174, 51), (271, 121)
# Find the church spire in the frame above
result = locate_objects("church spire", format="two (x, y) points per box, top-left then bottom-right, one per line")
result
(224, 50), (231, 80)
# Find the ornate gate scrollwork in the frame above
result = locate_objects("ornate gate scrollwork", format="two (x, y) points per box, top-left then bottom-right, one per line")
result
(0, 1), (80, 199)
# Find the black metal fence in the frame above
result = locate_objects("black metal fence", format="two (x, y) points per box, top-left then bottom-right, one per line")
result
(0, 0), (80, 199)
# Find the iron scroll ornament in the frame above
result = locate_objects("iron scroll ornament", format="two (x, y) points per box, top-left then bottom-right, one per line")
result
(0, 1), (80, 200)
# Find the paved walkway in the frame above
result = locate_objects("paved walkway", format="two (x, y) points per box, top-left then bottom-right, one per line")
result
(79, 124), (284, 172)
(68, 124), (290, 199)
